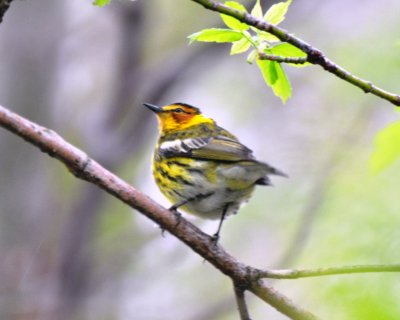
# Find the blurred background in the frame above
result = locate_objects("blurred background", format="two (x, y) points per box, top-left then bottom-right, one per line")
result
(0, 0), (400, 319)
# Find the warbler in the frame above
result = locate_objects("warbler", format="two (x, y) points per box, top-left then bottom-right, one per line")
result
(144, 102), (286, 241)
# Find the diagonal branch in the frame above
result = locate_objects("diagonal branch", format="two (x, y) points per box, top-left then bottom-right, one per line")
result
(189, 0), (400, 107)
(0, 104), (318, 320)
(2, 104), (400, 318)
(258, 264), (400, 279)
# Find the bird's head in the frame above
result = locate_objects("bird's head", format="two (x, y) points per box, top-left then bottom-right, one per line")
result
(143, 102), (214, 133)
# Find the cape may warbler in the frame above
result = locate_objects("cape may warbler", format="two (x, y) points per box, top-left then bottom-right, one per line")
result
(144, 102), (286, 241)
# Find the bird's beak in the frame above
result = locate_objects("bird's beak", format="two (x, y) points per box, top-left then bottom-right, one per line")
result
(143, 103), (163, 113)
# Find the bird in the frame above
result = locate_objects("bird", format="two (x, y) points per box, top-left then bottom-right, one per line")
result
(144, 102), (287, 242)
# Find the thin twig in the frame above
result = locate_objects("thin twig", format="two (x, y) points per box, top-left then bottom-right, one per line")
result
(250, 281), (318, 320)
(258, 52), (308, 64)
(233, 282), (252, 320)
(190, 0), (400, 107)
(0, 104), (318, 320)
(258, 264), (400, 279)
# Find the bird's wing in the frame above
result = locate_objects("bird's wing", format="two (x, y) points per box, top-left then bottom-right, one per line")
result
(159, 136), (254, 162)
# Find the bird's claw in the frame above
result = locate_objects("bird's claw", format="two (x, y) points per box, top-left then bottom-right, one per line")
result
(169, 206), (182, 228)
(210, 233), (220, 246)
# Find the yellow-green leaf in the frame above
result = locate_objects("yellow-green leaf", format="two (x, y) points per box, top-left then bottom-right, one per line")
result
(273, 62), (292, 103)
(256, 59), (291, 103)
(220, 1), (249, 31)
(258, 31), (281, 42)
(369, 121), (400, 174)
(256, 59), (276, 85)
(230, 37), (251, 55)
(251, 0), (263, 19)
(264, 0), (292, 25)
(268, 60), (278, 84)
(270, 43), (306, 57)
(188, 28), (243, 44)
(93, 0), (110, 6)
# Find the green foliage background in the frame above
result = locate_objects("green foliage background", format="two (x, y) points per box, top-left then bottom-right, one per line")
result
(0, 0), (400, 319)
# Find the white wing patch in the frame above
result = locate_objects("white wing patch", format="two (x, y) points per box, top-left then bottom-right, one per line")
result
(159, 138), (209, 154)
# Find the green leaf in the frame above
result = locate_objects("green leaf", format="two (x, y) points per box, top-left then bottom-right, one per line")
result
(256, 59), (292, 103)
(251, 0), (263, 19)
(264, 0), (292, 25)
(256, 59), (276, 85)
(258, 31), (281, 42)
(273, 62), (292, 102)
(369, 121), (400, 174)
(93, 0), (110, 7)
(188, 28), (243, 44)
(270, 43), (306, 57)
(230, 37), (251, 55)
(220, 1), (249, 31)
(270, 43), (311, 67)
(268, 60), (278, 84)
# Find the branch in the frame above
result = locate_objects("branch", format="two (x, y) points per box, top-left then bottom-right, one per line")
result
(233, 282), (252, 320)
(0, 0), (13, 23)
(3, 104), (399, 318)
(0, 104), (318, 320)
(190, 0), (400, 107)
(258, 264), (400, 279)
(250, 281), (317, 320)
(258, 52), (308, 64)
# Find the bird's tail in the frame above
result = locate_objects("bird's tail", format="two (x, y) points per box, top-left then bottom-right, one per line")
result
(256, 163), (288, 186)
(267, 165), (288, 178)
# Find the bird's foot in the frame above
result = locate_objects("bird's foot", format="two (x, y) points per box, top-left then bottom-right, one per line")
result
(169, 205), (182, 228)
(210, 232), (220, 246)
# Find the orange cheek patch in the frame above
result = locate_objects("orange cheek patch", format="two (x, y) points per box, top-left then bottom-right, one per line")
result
(172, 113), (193, 123)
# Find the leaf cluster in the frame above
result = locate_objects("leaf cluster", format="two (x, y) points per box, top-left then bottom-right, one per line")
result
(188, 0), (309, 103)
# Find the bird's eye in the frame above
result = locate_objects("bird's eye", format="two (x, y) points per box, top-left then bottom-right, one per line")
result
(174, 108), (185, 113)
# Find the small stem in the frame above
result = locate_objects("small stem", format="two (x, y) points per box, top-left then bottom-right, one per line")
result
(233, 282), (252, 320)
(258, 264), (400, 279)
(241, 30), (257, 48)
(250, 281), (319, 320)
(258, 52), (308, 64)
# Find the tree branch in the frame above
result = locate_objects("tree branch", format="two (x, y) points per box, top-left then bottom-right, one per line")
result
(2, 104), (400, 318)
(233, 282), (252, 320)
(258, 264), (400, 279)
(189, 0), (400, 107)
(258, 52), (308, 64)
(249, 281), (318, 320)
(0, 0), (13, 23)
(0, 104), (318, 320)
